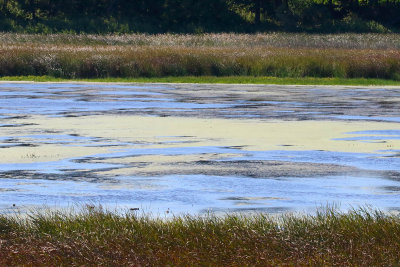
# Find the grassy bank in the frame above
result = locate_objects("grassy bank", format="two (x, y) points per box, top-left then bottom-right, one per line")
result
(1, 207), (399, 266)
(1, 33), (400, 81)
(2, 75), (400, 86)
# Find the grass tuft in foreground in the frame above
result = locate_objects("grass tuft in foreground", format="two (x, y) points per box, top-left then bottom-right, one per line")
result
(1, 207), (399, 266)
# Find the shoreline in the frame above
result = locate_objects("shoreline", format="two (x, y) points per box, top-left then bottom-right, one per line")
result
(2, 76), (400, 87)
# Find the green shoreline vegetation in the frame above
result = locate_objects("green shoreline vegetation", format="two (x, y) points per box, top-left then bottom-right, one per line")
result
(1, 207), (399, 265)
(3, 75), (400, 86)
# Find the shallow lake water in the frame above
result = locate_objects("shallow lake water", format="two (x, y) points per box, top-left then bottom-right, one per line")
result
(0, 82), (400, 215)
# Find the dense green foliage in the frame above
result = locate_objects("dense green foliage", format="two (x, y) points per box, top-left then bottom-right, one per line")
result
(1, 207), (400, 265)
(0, 0), (400, 33)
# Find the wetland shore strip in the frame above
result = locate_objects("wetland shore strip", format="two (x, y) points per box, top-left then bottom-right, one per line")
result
(3, 76), (400, 86)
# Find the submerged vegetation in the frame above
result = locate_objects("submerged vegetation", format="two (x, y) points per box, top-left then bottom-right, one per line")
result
(1, 33), (400, 81)
(0, 207), (399, 265)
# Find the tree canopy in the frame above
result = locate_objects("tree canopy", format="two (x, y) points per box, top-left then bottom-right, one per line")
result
(0, 0), (399, 33)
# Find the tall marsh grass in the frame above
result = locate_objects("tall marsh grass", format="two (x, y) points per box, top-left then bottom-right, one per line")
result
(1, 33), (400, 79)
(3, 33), (400, 49)
(0, 207), (399, 265)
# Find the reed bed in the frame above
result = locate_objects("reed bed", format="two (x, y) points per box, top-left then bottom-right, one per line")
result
(3, 33), (400, 49)
(1, 33), (400, 79)
(0, 207), (399, 266)
(1, 45), (400, 79)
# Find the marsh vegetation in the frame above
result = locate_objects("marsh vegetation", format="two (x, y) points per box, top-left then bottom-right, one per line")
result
(1, 33), (400, 81)
(1, 207), (399, 266)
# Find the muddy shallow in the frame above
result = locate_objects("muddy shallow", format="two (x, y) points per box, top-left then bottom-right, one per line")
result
(0, 82), (399, 215)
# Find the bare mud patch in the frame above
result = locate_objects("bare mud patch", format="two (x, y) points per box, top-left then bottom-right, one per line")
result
(104, 159), (361, 178)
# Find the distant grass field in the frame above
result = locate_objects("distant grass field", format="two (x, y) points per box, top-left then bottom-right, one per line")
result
(1, 207), (399, 266)
(1, 33), (400, 82)
(3, 33), (400, 49)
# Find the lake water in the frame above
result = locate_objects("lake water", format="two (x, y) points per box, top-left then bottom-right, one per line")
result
(0, 82), (399, 215)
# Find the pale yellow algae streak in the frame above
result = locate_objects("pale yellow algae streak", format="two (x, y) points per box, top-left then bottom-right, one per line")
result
(17, 115), (400, 155)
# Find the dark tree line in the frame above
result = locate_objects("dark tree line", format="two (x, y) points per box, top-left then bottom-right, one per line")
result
(1, 0), (400, 33)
